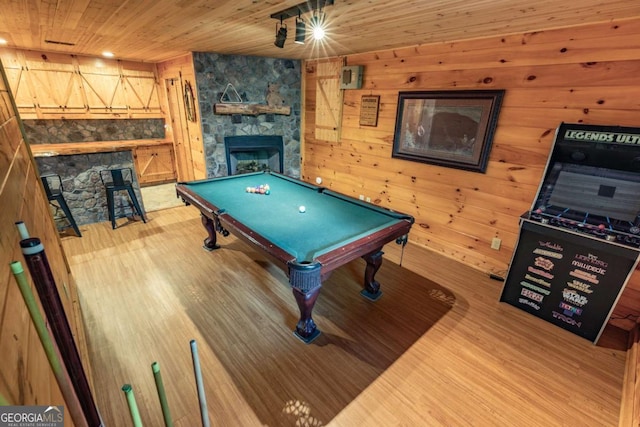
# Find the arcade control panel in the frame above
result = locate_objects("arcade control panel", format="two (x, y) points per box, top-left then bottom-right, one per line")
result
(526, 208), (640, 248)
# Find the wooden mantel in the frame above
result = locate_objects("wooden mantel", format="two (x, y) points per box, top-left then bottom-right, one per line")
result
(214, 103), (291, 116)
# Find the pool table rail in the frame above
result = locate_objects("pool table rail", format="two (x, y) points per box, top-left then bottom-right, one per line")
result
(314, 220), (412, 272)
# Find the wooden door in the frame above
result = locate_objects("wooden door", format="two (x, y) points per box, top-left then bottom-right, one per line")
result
(315, 58), (344, 143)
(166, 78), (195, 181)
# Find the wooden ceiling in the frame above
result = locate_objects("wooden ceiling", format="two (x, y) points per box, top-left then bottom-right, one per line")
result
(2, 0), (640, 63)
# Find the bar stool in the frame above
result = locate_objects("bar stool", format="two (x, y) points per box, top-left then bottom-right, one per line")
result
(40, 174), (82, 237)
(100, 168), (147, 229)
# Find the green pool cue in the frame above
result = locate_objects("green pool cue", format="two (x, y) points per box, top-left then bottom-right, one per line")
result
(10, 261), (89, 427)
(122, 384), (143, 427)
(152, 362), (173, 427)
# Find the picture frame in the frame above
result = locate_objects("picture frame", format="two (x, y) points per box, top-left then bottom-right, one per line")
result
(392, 90), (504, 173)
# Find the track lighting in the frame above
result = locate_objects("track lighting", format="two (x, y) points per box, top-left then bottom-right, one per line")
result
(270, 0), (333, 47)
(295, 17), (306, 44)
(274, 20), (287, 48)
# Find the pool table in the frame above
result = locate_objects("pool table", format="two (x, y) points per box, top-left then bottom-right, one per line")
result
(176, 171), (414, 343)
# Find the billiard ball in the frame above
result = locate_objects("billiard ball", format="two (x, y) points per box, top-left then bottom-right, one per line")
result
(265, 190), (270, 195)
(299, 206), (306, 213)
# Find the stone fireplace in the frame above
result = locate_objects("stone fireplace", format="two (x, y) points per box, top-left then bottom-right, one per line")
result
(225, 135), (284, 175)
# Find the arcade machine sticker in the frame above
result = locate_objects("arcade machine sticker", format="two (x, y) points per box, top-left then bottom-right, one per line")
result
(501, 221), (638, 342)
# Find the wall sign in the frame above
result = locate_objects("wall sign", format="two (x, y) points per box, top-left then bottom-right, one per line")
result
(500, 220), (639, 343)
(359, 95), (380, 127)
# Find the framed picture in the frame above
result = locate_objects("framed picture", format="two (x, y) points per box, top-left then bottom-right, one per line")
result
(360, 95), (380, 126)
(392, 90), (504, 173)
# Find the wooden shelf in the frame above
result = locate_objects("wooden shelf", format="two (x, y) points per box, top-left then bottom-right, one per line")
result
(214, 103), (291, 116)
(29, 139), (172, 157)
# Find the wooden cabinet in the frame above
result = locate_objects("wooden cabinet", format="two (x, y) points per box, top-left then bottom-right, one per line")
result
(0, 48), (164, 119)
(133, 143), (176, 186)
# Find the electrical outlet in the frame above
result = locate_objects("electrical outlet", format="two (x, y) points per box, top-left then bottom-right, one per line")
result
(491, 237), (501, 250)
(366, 197), (371, 203)
(359, 195), (365, 200)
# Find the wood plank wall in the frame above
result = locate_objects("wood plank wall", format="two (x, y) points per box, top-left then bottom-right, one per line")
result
(0, 60), (89, 425)
(301, 17), (640, 331)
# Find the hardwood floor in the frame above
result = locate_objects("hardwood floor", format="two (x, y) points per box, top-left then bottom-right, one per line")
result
(61, 206), (629, 426)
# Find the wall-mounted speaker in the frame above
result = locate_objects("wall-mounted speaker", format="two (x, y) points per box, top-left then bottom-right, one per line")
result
(340, 65), (363, 89)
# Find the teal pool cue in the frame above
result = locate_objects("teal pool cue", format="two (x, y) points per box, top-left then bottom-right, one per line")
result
(152, 362), (173, 427)
(10, 261), (89, 427)
(15, 221), (29, 239)
(190, 340), (210, 427)
(122, 384), (143, 427)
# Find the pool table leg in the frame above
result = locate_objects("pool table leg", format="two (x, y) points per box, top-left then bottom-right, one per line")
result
(289, 262), (323, 343)
(200, 214), (220, 250)
(361, 248), (384, 301)
(200, 214), (231, 251)
(292, 286), (322, 343)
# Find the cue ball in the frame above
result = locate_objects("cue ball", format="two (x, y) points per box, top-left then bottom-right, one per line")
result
(299, 206), (306, 213)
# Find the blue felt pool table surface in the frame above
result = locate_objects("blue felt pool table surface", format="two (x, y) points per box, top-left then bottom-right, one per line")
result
(179, 171), (412, 262)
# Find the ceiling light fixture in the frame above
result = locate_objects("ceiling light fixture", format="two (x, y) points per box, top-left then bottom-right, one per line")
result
(294, 16), (306, 44)
(102, 51), (115, 58)
(0, 38), (7, 45)
(274, 18), (287, 48)
(270, 0), (333, 47)
(310, 12), (326, 40)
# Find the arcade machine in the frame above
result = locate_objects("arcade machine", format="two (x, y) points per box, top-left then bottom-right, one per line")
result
(501, 122), (640, 343)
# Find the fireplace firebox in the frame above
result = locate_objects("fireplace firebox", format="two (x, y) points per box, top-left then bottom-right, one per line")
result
(225, 135), (284, 175)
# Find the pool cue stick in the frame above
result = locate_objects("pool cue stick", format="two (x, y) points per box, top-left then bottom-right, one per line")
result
(15, 221), (29, 239)
(0, 392), (9, 405)
(19, 237), (103, 427)
(121, 384), (143, 427)
(10, 261), (88, 427)
(152, 362), (174, 427)
(190, 340), (210, 427)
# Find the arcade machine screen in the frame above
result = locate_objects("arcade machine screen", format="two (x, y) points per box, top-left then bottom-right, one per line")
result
(528, 123), (640, 248)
